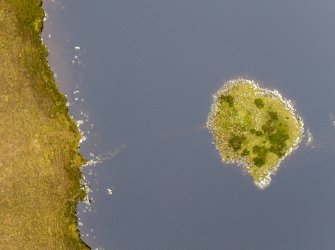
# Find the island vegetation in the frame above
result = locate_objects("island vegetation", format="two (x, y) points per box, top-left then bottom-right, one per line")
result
(207, 79), (303, 188)
(0, 0), (88, 248)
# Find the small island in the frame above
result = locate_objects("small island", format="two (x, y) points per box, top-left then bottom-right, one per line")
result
(207, 79), (304, 188)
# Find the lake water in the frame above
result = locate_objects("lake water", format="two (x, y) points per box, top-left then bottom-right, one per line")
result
(42, 1), (335, 249)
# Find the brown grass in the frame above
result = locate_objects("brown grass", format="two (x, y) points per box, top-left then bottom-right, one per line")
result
(0, 1), (88, 249)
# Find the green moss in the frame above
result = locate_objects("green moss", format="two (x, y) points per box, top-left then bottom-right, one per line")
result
(207, 79), (303, 188)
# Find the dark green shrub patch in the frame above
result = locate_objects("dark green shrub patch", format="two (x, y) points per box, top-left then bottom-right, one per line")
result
(253, 157), (266, 167)
(254, 98), (264, 108)
(241, 149), (250, 156)
(228, 134), (246, 151)
(219, 94), (234, 107)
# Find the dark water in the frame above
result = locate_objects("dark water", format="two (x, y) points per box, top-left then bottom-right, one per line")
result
(43, 1), (335, 249)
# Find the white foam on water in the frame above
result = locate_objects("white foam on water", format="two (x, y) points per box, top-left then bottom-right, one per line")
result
(106, 188), (113, 196)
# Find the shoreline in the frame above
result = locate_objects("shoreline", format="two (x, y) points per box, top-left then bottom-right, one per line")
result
(0, 1), (89, 248)
(39, 1), (90, 247)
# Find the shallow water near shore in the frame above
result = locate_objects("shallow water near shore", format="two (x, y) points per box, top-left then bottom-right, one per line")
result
(43, 1), (335, 249)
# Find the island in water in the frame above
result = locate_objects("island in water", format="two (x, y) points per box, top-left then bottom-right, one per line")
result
(207, 79), (304, 189)
(0, 1), (88, 248)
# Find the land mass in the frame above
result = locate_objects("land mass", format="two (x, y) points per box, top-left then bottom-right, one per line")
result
(0, 1), (88, 248)
(207, 79), (303, 188)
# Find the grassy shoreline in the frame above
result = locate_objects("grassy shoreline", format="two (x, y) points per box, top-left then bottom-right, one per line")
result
(0, 0), (88, 248)
(207, 79), (303, 188)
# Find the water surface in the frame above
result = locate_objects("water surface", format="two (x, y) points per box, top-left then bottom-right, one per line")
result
(43, 1), (335, 249)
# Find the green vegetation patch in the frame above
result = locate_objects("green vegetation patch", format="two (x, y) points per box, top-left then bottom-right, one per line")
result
(207, 79), (303, 188)
(254, 98), (264, 108)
